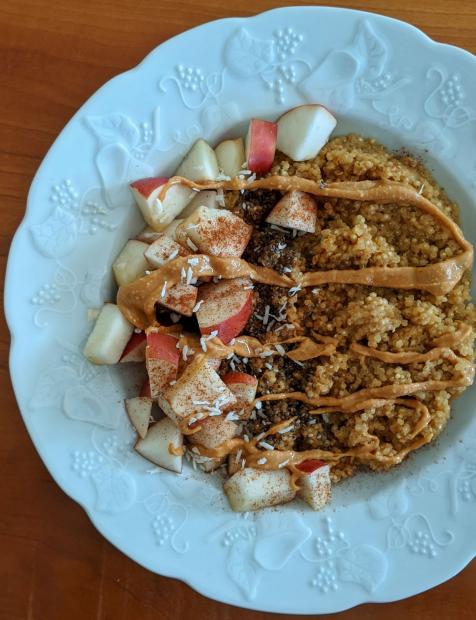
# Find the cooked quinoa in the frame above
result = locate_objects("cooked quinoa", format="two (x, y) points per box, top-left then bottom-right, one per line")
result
(222, 134), (476, 483)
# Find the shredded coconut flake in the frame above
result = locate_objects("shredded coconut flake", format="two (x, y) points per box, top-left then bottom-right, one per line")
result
(193, 300), (203, 313)
(161, 281), (168, 298)
(265, 363), (273, 370)
(168, 249), (179, 262)
(259, 440), (274, 451)
(288, 284), (302, 296)
(257, 457), (267, 465)
(275, 344), (286, 355)
(277, 242), (287, 250)
(186, 238), (198, 251)
(278, 459), (290, 468)
(188, 257), (199, 266)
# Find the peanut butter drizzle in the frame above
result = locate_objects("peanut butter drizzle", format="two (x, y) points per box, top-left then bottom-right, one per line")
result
(117, 255), (293, 329)
(168, 443), (185, 456)
(159, 176), (473, 297)
(193, 412), (432, 486)
(350, 343), (460, 365)
(432, 322), (473, 348)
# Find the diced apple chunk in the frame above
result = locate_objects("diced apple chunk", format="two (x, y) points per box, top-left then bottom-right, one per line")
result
(146, 331), (180, 399)
(180, 190), (218, 218)
(157, 282), (198, 316)
(120, 332), (147, 363)
(277, 104), (337, 161)
(179, 206), (252, 257)
(245, 119), (277, 173)
(222, 371), (258, 414)
(125, 396), (152, 439)
(163, 218), (184, 241)
(266, 191), (317, 233)
(175, 139), (219, 181)
(297, 462), (332, 510)
(113, 240), (149, 286)
(196, 278), (253, 343)
(144, 234), (188, 268)
(189, 415), (238, 449)
(158, 357), (236, 426)
(215, 138), (245, 178)
(224, 468), (295, 512)
(130, 177), (194, 231)
(135, 226), (163, 243)
(83, 303), (133, 365)
(135, 417), (183, 473)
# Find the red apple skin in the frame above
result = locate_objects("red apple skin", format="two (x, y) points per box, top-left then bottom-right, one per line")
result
(140, 379), (152, 398)
(120, 332), (147, 362)
(296, 459), (327, 474)
(222, 371), (258, 387)
(246, 119), (277, 174)
(200, 293), (253, 344)
(146, 332), (180, 365)
(130, 176), (168, 197)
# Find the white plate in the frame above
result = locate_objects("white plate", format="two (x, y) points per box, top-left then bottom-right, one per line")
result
(5, 6), (476, 614)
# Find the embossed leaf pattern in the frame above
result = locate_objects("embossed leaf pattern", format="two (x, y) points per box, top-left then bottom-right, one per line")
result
(30, 366), (78, 409)
(91, 464), (136, 513)
(144, 493), (168, 515)
(85, 114), (140, 147)
(95, 143), (130, 208)
(30, 206), (78, 258)
(368, 495), (389, 520)
(227, 538), (262, 600)
(254, 512), (311, 570)
(225, 28), (275, 77)
(63, 385), (119, 429)
(354, 21), (387, 79)
(387, 483), (409, 517)
(386, 523), (407, 549)
(336, 545), (387, 593)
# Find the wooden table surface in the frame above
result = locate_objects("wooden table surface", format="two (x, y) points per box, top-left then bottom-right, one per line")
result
(1, 1), (475, 618)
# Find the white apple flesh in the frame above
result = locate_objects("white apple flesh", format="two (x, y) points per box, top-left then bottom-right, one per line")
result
(245, 119), (277, 173)
(83, 303), (133, 365)
(277, 104), (337, 161)
(177, 206), (252, 258)
(125, 396), (152, 439)
(215, 138), (245, 178)
(146, 331), (180, 399)
(135, 226), (162, 243)
(144, 234), (189, 268)
(189, 415), (238, 449)
(175, 138), (219, 181)
(158, 357), (236, 426)
(224, 468), (296, 512)
(297, 462), (332, 510)
(135, 417), (183, 473)
(222, 371), (258, 413)
(157, 282), (198, 316)
(179, 190), (218, 219)
(266, 191), (318, 233)
(130, 176), (194, 231)
(112, 239), (149, 286)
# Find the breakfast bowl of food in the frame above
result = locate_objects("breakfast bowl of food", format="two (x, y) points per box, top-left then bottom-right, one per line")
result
(5, 6), (476, 614)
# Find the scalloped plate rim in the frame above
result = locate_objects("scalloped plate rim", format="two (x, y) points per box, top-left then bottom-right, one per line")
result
(4, 5), (476, 614)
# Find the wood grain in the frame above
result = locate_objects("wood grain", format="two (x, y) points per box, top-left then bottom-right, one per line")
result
(1, 1), (475, 618)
